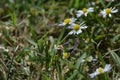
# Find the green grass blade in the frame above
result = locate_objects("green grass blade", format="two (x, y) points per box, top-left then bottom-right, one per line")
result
(110, 51), (120, 67)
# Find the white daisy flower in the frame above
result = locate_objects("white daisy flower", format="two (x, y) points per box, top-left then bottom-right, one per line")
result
(89, 64), (112, 78)
(58, 18), (76, 26)
(90, 0), (100, 5)
(82, 56), (97, 62)
(86, 56), (93, 62)
(54, 45), (63, 50)
(76, 7), (94, 17)
(68, 22), (87, 35)
(100, 7), (118, 18)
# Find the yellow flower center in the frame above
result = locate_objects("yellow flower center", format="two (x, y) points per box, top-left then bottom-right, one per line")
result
(64, 18), (71, 24)
(105, 8), (111, 14)
(98, 67), (104, 74)
(82, 8), (87, 13)
(63, 52), (70, 58)
(73, 24), (80, 31)
(95, 0), (99, 3)
(57, 45), (63, 49)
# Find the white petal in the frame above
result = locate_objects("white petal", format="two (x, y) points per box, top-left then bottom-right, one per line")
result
(73, 31), (77, 35)
(58, 22), (65, 26)
(68, 23), (75, 29)
(71, 17), (76, 22)
(111, 7), (115, 10)
(88, 7), (94, 12)
(81, 26), (88, 29)
(89, 71), (98, 78)
(68, 31), (74, 35)
(103, 14), (107, 18)
(76, 13), (82, 17)
(89, 73), (96, 78)
(101, 11), (106, 15)
(109, 14), (112, 17)
(69, 30), (76, 35)
(104, 64), (111, 72)
(80, 21), (85, 25)
(77, 10), (83, 13)
(76, 11), (84, 17)
(84, 12), (88, 16)
(112, 9), (118, 13)
(77, 29), (82, 34)
(100, 11), (107, 18)
(100, 11), (104, 14)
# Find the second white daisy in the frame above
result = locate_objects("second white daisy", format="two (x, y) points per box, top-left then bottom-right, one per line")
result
(68, 22), (88, 35)
(76, 7), (94, 17)
(58, 18), (76, 26)
(89, 64), (112, 78)
(100, 7), (118, 18)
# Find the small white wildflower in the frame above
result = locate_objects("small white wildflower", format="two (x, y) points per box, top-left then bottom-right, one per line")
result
(100, 7), (118, 18)
(54, 45), (63, 50)
(89, 64), (112, 78)
(86, 56), (93, 62)
(68, 22), (87, 35)
(85, 56), (97, 62)
(90, 0), (100, 5)
(58, 18), (76, 26)
(76, 7), (94, 17)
